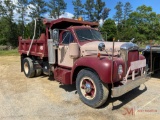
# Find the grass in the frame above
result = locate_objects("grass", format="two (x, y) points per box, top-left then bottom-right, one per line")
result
(0, 49), (19, 56)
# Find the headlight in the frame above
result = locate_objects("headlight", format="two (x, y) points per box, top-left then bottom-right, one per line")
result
(98, 43), (105, 51)
(118, 65), (123, 74)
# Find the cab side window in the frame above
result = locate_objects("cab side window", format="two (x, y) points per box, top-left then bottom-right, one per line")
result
(62, 31), (74, 44)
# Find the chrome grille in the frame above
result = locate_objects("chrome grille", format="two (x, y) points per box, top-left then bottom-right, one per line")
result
(128, 50), (139, 72)
(120, 42), (139, 74)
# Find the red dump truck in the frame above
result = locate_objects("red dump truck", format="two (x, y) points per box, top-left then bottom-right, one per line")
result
(18, 18), (149, 108)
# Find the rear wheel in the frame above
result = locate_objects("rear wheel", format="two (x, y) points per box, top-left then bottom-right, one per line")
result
(35, 69), (42, 77)
(23, 57), (35, 78)
(76, 69), (109, 108)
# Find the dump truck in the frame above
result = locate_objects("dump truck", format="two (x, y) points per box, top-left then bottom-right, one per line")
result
(18, 18), (150, 108)
(141, 45), (160, 74)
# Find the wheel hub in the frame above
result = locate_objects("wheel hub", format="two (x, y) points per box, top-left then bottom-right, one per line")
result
(85, 83), (92, 93)
(80, 77), (96, 100)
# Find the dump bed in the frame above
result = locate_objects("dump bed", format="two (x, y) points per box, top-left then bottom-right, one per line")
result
(18, 33), (48, 58)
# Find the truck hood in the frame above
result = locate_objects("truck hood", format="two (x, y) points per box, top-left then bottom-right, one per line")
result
(80, 41), (126, 56)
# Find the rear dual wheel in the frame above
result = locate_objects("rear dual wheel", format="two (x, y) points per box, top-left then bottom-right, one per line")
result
(23, 57), (35, 78)
(76, 69), (109, 108)
(35, 69), (42, 77)
(23, 57), (42, 78)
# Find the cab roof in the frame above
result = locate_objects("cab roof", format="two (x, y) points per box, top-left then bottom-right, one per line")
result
(43, 18), (99, 29)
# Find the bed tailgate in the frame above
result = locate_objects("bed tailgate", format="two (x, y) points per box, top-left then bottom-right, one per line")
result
(18, 34), (48, 58)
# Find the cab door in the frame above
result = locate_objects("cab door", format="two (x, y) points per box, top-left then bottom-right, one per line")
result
(58, 31), (75, 67)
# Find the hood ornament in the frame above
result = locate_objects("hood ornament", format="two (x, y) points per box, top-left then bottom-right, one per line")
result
(130, 38), (135, 43)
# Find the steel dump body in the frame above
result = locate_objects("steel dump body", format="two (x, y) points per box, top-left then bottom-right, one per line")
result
(18, 33), (48, 58)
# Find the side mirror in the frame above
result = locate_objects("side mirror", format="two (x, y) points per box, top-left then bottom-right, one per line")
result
(52, 29), (59, 47)
(52, 29), (59, 40)
(141, 45), (150, 54)
(145, 45), (150, 50)
(69, 43), (80, 59)
(130, 38), (135, 43)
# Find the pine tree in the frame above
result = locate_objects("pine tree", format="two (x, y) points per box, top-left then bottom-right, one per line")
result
(84, 0), (94, 21)
(124, 2), (132, 21)
(29, 0), (47, 19)
(113, 1), (123, 39)
(1, 0), (18, 46)
(101, 8), (110, 21)
(28, 0), (47, 38)
(48, 0), (67, 19)
(0, 1), (5, 17)
(3, 0), (15, 20)
(114, 2), (123, 25)
(72, 0), (84, 19)
(16, 0), (29, 37)
(94, 0), (108, 21)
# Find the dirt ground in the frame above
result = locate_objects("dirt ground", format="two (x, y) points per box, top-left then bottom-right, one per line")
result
(0, 56), (160, 120)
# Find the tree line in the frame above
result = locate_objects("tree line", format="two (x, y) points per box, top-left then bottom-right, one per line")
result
(102, 2), (160, 43)
(0, 0), (159, 47)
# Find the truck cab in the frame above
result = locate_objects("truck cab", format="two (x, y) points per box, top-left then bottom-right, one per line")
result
(18, 18), (150, 108)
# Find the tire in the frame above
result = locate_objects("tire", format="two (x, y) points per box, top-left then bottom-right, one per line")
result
(23, 57), (35, 78)
(76, 69), (109, 108)
(35, 69), (42, 77)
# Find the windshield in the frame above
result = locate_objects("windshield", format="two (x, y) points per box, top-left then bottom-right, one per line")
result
(75, 29), (104, 41)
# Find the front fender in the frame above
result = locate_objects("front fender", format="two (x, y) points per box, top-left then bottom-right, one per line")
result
(71, 56), (124, 83)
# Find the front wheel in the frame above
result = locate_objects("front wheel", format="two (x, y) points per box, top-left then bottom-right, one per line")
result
(76, 69), (109, 108)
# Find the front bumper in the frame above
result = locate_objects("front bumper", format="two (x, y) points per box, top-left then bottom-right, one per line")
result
(111, 74), (150, 98)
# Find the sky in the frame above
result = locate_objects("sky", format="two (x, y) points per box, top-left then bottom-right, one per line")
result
(2, 0), (160, 24)
(66, 0), (160, 18)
